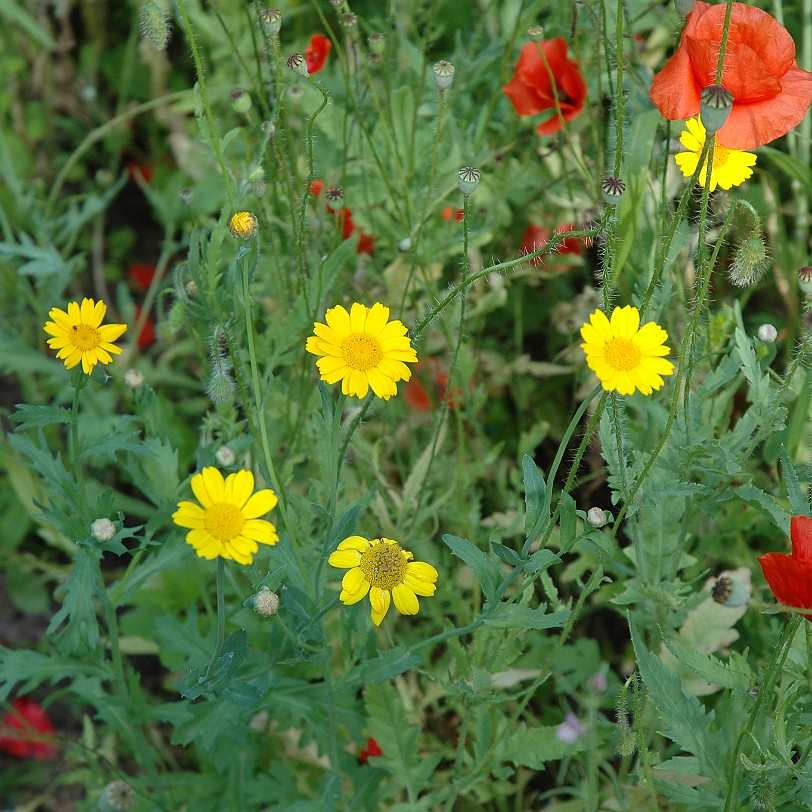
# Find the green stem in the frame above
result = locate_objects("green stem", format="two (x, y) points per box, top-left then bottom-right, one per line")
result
(176, 0), (234, 208)
(204, 557), (226, 681)
(70, 372), (88, 515)
(723, 615), (800, 810)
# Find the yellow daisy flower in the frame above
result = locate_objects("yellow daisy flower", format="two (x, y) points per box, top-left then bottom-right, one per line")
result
(675, 117), (757, 192)
(328, 536), (438, 626)
(43, 298), (127, 375)
(580, 306), (675, 396)
(305, 303), (418, 400)
(172, 467), (279, 565)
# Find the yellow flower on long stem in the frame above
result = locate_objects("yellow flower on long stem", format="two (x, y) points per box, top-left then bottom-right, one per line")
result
(328, 536), (438, 625)
(172, 467), (279, 565)
(580, 306), (675, 396)
(43, 298), (127, 375)
(675, 117), (757, 192)
(305, 303), (418, 400)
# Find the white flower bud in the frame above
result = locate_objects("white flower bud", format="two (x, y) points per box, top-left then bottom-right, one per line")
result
(757, 324), (777, 343)
(587, 507), (607, 528)
(91, 518), (117, 543)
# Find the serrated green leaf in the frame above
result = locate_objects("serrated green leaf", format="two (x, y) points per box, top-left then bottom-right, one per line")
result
(0, 647), (104, 702)
(484, 604), (570, 630)
(48, 548), (103, 654)
(780, 446), (810, 517)
(525, 548), (559, 576)
(629, 619), (722, 784)
(442, 534), (501, 601)
(734, 484), (789, 535)
(9, 404), (71, 429)
(664, 639), (753, 693)
(356, 646), (422, 684)
(502, 722), (585, 769)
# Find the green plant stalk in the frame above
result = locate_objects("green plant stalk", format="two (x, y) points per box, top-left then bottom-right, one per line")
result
(413, 228), (600, 336)
(175, 0), (234, 208)
(723, 615), (801, 810)
(715, 0), (736, 85)
(70, 371), (88, 516)
(613, 0), (625, 179)
(203, 557), (226, 682)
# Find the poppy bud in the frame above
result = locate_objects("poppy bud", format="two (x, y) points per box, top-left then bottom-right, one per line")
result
(527, 25), (544, 42)
(286, 53), (308, 77)
(367, 32), (385, 54)
(433, 60), (455, 91)
(601, 176), (626, 205)
(749, 775), (777, 811)
(167, 299), (186, 333)
(91, 518), (117, 543)
(757, 324), (777, 343)
(798, 266), (812, 295)
(140, 0), (171, 51)
(229, 89), (252, 114)
(207, 367), (236, 405)
(260, 8), (281, 37)
(458, 166), (480, 197)
(699, 85), (734, 135)
(98, 780), (135, 811)
(674, 0), (696, 14)
(728, 235), (769, 288)
(228, 211), (258, 239)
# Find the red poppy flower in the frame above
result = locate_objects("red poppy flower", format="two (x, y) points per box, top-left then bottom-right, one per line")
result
(335, 207), (375, 255)
(404, 359), (465, 411)
(125, 162), (155, 184)
(0, 697), (58, 759)
(758, 516), (812, 622)
(134, 304), (156, 350)
(650, 2), (812, 149)
(503, 39), (587, 136)
(359, 737), (382, 763)
(442, 207), (465, 222)
(127, 263), (157, 292)
(310, 179), (324, 197)
(305, 34), (332, 75)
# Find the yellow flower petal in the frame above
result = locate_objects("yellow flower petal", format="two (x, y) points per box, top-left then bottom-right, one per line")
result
(392, 584), (419, 615)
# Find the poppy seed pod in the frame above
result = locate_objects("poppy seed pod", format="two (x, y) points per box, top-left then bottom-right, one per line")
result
(260, 8), (281, 37)
(368, 32), (385, 54)
(527, 25), (544, 43)
(674, 0), (696, 14)
(458, 166), (480, 196)
(229, 89), (252, 114)
(98, 780), (135, 811)
(798, 266), (812, 295)
(286, 53), (308, 77)
(340, 12), (358, 29)
(601, 176), (626, 205)
(433, 60), (455, 91)
(699, 85), (734, 135)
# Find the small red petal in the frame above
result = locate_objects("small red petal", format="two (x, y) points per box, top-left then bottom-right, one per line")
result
(0, 697), (58, 759)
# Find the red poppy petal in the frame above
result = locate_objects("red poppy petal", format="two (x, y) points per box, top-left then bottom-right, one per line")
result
(717, 63), (812, 149)
(650, 46), (701, 121)
(504, 70), (548, 116)
(758, 552), (812, 619)
(305, 34), (332, 74)
(791, 516), (812, 562)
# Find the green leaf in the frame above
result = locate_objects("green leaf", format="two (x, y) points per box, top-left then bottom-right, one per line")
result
(559, 492), (577, 548)
(9, 404), (71, 429)
(0, 647), (104, 701)
(502, 722), (585, 769)
(47, 548), (104, 654)
(356, 646), (422, 684)
(734, 484), (789, 535)
(484, 604), (570, 630)
(0, 0), (56, 45)
(443, 534), (501, 602)
(490, 541), (524, 567)
(780, 445), (810, 517)
(525, 548), (559, 576)
(629, 619), (723, 785)
(664, 639), (753, 693)
(522, 454), (548, 542)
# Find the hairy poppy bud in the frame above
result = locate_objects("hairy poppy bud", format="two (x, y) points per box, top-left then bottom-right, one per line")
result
(140, 0), (171, 51)
(729, 234), (769, 288)
(700, 85), (734, 135)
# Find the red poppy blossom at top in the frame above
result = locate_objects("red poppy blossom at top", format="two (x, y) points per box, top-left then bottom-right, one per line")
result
(503, 39), (587, 136)
(758, 516), (812, 622)
(0, 697), (58, 759)
(650, 2), (812, 149)
(305, 34), (332, 74)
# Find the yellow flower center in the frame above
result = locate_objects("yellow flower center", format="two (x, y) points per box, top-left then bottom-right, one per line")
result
(71, 324), (102, 351)
(204, 502), (245, 542)
(341, 333), (383, 371)
(359, 541), (407, 590)
(711, 139), (729, 169)
(604, 337), (641, 371)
